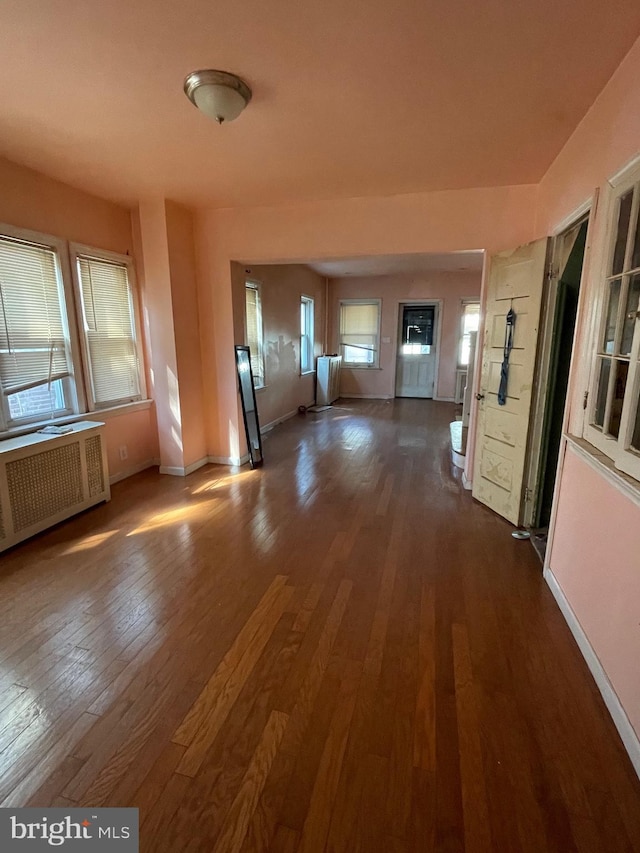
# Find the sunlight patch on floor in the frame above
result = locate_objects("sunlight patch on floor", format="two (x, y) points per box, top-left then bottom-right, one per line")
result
(63, 530), (119, 555)
(127, 499), (218, 535)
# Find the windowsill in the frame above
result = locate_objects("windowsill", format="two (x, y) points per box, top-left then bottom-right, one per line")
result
(0, 420), (106, 454)
(565, 434), (640, 509)
(255, 384), (267, 393)
(0, 399), (153, 442)
(301, 370), (316, 377)
(343, 365), (382, 370)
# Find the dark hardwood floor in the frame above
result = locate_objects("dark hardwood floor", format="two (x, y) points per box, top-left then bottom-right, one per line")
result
(0, 398), (639, 851)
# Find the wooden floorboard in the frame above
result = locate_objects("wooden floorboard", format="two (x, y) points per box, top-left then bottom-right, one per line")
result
(0, 398), (639, 851)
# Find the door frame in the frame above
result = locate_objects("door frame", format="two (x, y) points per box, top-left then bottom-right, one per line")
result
(522, 206), (591, 528)
(393, 299), (443, 399)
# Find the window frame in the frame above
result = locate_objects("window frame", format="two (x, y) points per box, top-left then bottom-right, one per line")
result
(300, 295), (315, 375)
(457, 300), (481, 369)
(245, 280), (265, 388)
(338, 298), (382, 369)
(583, 159), (640, 482)
(69, 243), (146, 411)
(0, 223), (83, 431)
(0, 222), (149, 438)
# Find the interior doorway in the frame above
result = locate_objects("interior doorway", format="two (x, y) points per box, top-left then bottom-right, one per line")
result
(395, 302), (439, 398)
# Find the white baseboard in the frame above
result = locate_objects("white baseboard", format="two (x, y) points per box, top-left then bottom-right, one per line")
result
(184, 457), (209, 476)
(207, 453), (249, 466)
(434, 395), (456, 402)
(340, 393), (394, 400)
(109, 459), (157, 485)
(461, 470), (472, 490)
(112, 453), (250, 481)
(544, 567), (640, 780)
(159, 464), (186, 476)
(261, 404), (310, 434)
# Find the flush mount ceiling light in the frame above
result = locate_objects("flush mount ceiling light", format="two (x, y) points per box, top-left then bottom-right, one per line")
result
(184, 69), (252, 124)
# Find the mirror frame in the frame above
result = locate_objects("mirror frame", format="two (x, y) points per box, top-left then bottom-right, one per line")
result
(234, 345), (264, 469)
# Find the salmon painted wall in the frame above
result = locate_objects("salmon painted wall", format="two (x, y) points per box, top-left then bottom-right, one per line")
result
(328, 271), (481, 400)
(0, 156), (132, 252)
(165, 201), (207, 468)
(232, 263), (325, 427)
(536, 36), (640, 235)
(135, 201), (185, 472)
(194, 184), (537, 458)
(538, 34), (640, 744)
(549, 448), (640, 739)
(0, 156), (158, 482)
(230, 263), (325, 430)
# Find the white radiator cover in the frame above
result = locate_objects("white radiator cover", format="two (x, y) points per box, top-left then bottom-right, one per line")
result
(0, 421), (110, 553)
(455, 369), (468, 404)
(316, 356), (342, 406)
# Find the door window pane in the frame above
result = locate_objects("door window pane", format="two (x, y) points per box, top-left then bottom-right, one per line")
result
(621, 274), (640, 356)
(631, 394), (640, 452)
(602, 279), (621, 354)
(612, 190), (633, 275)
(607, 360), (628, 438)
(593, 357), (611, 427)
(631, 200), (640, 271)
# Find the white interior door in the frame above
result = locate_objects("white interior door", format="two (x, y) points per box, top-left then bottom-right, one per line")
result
(472, 238), (550, 525)
(396, 304), (437, 398)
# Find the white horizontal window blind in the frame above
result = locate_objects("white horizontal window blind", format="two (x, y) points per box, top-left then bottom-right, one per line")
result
(77, 255), (141, 406)
(459, 302), (480, 367)
(339, 301), (380, 366)
(0, 236), (71, 397)
(245, 283), (264, 386)
(301, 296), (314, 373)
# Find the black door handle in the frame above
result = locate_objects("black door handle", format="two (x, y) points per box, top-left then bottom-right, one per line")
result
(476, 393), (485, 401)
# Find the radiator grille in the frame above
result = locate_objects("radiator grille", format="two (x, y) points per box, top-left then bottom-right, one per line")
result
(85, 435), (105, 497)
(7, 442), (84, 532)
(455, 369), (468, 404)
(317, 356), (342, 406)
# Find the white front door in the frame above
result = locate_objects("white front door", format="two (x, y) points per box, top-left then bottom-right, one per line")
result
(396, 304), (437, 398)
(472, 238), (550, 525)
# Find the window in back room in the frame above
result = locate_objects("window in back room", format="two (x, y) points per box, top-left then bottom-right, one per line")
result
(300, 295), (314, 374)
(339, 299), (381, 368)
(245, 281), (265, 387)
